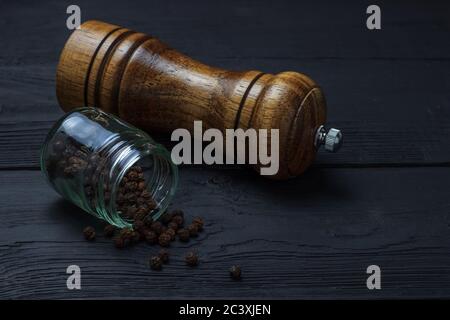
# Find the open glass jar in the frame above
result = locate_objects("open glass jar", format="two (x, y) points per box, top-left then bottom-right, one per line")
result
(40, 107), (178, 228)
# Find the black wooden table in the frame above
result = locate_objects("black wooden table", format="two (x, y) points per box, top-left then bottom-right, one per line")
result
(1, 0), (450, 299)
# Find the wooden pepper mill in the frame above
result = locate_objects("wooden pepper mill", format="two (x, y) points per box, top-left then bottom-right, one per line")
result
(56, 20), (342, 179)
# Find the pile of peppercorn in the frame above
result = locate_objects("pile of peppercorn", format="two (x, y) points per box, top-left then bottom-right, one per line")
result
(49, 135), (240, 279)
(83, 208), (203, 270)
(84, 211), (240, 279)
(115, 166), (157, 220)
(81, 165), (241, 279)
(46, 132), (112, 208)
(47, 132), (158, 221)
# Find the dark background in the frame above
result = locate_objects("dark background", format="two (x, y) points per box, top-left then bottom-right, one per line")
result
(1, 0), (450, 299)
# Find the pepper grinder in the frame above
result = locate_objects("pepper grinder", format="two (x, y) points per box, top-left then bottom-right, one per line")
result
(56, 20), (342, 179)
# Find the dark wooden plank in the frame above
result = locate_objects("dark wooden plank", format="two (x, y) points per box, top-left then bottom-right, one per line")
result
(1, 0), (450, 67)
(1, 167), (450, 298)
(1, 58), (450, 168)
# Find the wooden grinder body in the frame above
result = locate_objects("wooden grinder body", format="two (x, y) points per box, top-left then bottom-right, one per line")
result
(57, 20), (327, 179)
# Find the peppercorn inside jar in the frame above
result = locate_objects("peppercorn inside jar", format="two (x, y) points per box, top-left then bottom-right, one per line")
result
(40, 107), (178, 228)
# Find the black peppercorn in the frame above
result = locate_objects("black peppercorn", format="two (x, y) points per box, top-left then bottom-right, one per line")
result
(158, 249), (169, 264)
(145, 230), (158, 245)
(136, 197), (146, 206)
(171, 215), (184, 227)
(127, 170), (138, 180)
(168, 221), (178, 231)
(165, 228), (176, 241)
(137, 181), (146, 191)
(171, 209), (184, 218)
(137, 226), (150, 239)
(103, 224), (116, 238)
(114, 237), (125, 249)
(144, 215), (154, 230)
(124, 192), (137, 203)
(187, 223), (199, 237)
(131, 230), (141, 243)
(132, 219), (145, 232)
(125, 181), (137, 191)
(119, 227), (133, 240)
(148, 200), (157, 211)
(126, 206), (138, 218)
(83, 226), (96, 241)
(141, 190), (152, 199)
(149, 256), (162, 270)
(192, 217), (204, 231)
(134, 207), (148, 221)
(151, 221), (164, 235)
(158, 233), (171, 247)
(167, 221), (179, 231)
(229, 265), (241, 280)
(177, 228), (190, 242)
(185, 251), (199, 267)
(160, 211), (173, 224)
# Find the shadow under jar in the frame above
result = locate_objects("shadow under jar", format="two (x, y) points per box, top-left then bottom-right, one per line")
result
(41, 107), (178, 228)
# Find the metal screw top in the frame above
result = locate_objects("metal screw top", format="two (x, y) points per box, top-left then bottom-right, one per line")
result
(315, 125), (343, 152)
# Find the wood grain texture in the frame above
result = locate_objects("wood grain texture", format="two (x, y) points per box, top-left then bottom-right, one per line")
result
(1, 0), (449, 67)
(1, 168), (450, 299)
(56, 20), (327, 179)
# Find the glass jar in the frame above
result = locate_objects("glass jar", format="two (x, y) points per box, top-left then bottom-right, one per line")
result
(40, 107), (178, 228)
